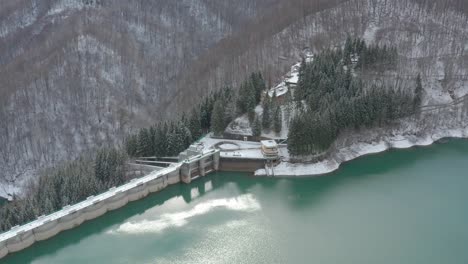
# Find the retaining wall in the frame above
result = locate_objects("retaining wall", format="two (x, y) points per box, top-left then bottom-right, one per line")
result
(0, 165), (181, 259)
(219, 157), (265, 172)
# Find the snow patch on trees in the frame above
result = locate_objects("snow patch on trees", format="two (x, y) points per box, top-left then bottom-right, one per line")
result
(256, 81), (468, 177)
(47, 0), (85, 17)
(226, 115), (253, 136)
(363, 23), (379, 43)
(0, 1), (38, 38)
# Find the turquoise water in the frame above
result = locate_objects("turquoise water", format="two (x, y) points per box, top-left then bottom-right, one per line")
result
(3, 140), (468, 264)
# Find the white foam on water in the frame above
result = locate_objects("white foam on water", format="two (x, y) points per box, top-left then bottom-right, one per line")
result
(204, 181), (213, 192)
(225, 219), (249, 229)
(108, 194), (261, 235)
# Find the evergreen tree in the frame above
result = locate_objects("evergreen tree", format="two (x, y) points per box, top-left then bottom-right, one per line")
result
(343, 35), (353, 65)
(252, 116), (262, 137)
(273, 106), (282, 134)
(189, 110), (202, 140)
(211, 100), (226, 136)
(137, 128), (152, 157)
(246, 83), (257, 122)
(43, 197), (55, 214)
(296, 57), (308, 101)
(200, 99), (212, 132)
(246, 81), (257, 108)
(94, 150), (106, 183)
(166, 131), (177, 156)
(414, 73), (423, 112)
(181, 124), (193, 149)
(262, 98), (272, 130)
(288, 38), (413, 156)
(0, 147), (129, 232)
(125, 134), (138, 157)
(236, 78), (258, 119)
(224, 98), (236, 127)
(236, 83), (247, 114)
(287, 115), (304, 156)
(149, 126), (156, 154)
(252, 72), (266, 104)
(154, 124), (167, 157)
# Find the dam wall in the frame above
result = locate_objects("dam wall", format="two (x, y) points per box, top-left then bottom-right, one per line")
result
(0, 163), (188, 259)
(0, 149), (221, 259)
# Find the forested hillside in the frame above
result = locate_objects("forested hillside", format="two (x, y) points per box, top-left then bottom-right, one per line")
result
(169, 0), (468, 114)
(0, 0), (279, 195)
(1, 0), (468, 197)
(288, 39), (417, 156)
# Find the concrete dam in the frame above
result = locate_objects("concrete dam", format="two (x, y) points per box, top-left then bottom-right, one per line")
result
(0, 148), (221, 259)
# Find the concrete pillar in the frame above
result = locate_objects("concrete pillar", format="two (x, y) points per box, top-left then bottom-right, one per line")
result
(0, 241), (7, 259)
(199, 158), (206, 177)
(213, 151), (220, 171)
(181, 163), (191, 184)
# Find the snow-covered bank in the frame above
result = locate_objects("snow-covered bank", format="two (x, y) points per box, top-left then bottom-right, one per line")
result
(255, 127), (468, 177)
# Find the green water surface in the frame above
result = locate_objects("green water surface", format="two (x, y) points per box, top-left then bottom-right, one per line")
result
(3, 140), (468, 264)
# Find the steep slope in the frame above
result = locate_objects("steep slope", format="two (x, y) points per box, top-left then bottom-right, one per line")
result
(0, 0), (278, 196)
(170, 0), (468, 112)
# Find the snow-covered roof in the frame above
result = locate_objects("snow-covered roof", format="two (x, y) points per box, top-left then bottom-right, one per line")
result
(268, 83), (289, 98)
(285, 72), (299, 84)
(265, 52), (316, 99)
(291, 64), (300, 73)
(261, 140), (278, 148)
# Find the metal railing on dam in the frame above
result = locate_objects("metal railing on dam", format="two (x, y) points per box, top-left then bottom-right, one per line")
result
(0, 149), (220, 259)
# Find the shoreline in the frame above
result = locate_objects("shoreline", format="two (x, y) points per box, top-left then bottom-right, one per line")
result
(2, 129), (467, 199)
(255, 127), (468, 177)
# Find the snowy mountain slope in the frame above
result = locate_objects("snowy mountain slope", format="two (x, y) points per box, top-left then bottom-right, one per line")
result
(170, 0), (468, 112)
(186, 0), (468, 176)
(0, 0), (279, 197)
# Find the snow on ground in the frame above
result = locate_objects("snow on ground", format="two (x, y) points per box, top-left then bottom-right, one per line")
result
(217, 143), (239, 150)
(0, 185), (18, 201)
(255, 105), (263, 115)
(198, 135), (265, 160)
(255, 126), (468, 177)
(225, 106), (265, 136)
(268, 82), (289, 98)
(267, 56), (302, 98)
(255, 64), (468, 178)
(199, 135), (262, 149)
(47, 0), (85, 16)
(0, 175), (30, 201)
(286, 72), (299, 85)
(225, 115), (252, 136)
(262, 105), (290, 139)
(0, 2), (39, 38)
(454, 83), (468, 99)
(221, 149), (264, 159)
(363, 23), (379, 43)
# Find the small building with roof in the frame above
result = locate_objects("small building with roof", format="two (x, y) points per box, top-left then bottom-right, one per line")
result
(260, 140), (279, 160)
